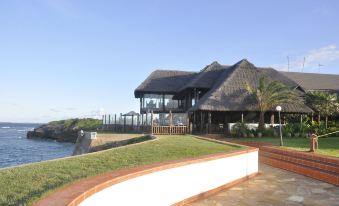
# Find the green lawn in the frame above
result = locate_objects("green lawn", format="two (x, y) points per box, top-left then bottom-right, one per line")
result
(225, 137), (339, 157)
(0, 135), (243, 206)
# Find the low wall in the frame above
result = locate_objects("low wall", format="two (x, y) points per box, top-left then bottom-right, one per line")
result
(205, 137), (339, 186)
(260, 146), (339, 186)
(79, 149), (258, 206)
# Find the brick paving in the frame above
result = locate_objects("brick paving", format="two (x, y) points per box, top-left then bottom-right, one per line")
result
(188, 164), (339, 206)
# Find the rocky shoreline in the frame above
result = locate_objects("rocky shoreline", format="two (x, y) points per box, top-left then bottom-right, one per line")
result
(27, 118), (101, 143)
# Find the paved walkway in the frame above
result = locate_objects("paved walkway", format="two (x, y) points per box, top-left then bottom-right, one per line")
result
(188, 164), (339, 206)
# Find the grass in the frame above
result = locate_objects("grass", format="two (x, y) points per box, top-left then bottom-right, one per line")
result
(50, 118), (102, 130)
(0, 135), (243, 206)
(225, 136), (339, 157)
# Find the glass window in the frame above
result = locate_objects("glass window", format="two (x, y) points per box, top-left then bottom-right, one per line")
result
(164, 95), (179, 109)
(143, 94), (163, 110)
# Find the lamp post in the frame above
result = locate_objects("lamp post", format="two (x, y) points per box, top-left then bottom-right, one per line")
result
(276, 106), (283, 146)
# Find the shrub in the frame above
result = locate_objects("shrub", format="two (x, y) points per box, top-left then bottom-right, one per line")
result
(262, 127), (276, 137)
(231, 122), (250, 137)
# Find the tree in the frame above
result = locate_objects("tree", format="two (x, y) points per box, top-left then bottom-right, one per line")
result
(246, 76), (304, 130)
(306, 91), (339, 128)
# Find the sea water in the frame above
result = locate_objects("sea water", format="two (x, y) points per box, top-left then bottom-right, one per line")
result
(0, 123), (74, 168)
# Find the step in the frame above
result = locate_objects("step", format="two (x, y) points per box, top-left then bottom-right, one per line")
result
(261, 146), (339, 166)
(261, 156), (339, 186)
(260, 150), (339, 175)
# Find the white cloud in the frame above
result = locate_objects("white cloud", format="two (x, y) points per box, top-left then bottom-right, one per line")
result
(272, 44), (339, 72)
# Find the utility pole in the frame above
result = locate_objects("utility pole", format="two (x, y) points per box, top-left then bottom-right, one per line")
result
(287, 56), (290, 72)
(302, 57), (306, 72)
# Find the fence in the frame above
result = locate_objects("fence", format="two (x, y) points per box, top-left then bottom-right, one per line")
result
(101, 114), (189, 135)
(152, 126), (188, 135)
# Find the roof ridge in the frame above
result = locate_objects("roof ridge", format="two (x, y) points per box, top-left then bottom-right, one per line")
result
(153, 69), (196, 73)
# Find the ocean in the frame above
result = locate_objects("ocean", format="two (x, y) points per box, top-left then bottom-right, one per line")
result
(0, 122), (74, 169)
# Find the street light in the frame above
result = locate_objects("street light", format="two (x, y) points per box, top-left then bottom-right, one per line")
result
(276, 105), (283, 146)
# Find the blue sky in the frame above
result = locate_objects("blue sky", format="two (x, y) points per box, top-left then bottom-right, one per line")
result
(1, 0), (339, 123)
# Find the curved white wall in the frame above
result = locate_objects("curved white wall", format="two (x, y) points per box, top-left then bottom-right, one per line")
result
(80, 150), (258, 206)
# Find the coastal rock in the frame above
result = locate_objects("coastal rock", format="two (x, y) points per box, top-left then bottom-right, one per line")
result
(26, 118), (101, 143)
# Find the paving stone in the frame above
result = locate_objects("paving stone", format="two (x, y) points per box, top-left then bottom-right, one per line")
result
(229, 187), (243, 191)
(253, 179), (267, 183)
(311, 188), (326, 194)
(188, 164), (338, 206)
(287, 195), (304, 203)
(296, 186), (311, 195)
(278, 178), (296, 182)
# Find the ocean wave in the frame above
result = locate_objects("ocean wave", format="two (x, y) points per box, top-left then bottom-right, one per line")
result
(1, 127), (10, 129)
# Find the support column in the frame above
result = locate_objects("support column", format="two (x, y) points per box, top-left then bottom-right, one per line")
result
(270, 113), (275, 126)
(146, 112), (148, 125)
(200, 112), (204, 133)
(108, 115), (111, 130)
(241, 113), (244, 123)
(208, 112), (212, 134)
(300, 114), (303, 133)
(114, 114), (117, 132)
(151, 110), (154, 134)
(132, 114), (134, 131)
(123, 115), (126, 133)
(193, 111), (196, 131)
(102, 115), (105, 130)
(169, 110), (173, 126)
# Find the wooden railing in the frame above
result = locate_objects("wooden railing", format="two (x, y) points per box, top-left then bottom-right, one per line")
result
(152, 126), (188, 135)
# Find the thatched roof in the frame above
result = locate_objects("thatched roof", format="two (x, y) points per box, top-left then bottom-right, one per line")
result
(134, 70), (196, 98)
(179, 61), (229, 91)
(123, 111), (139, 116)
(281, 71), (339, 92)
(189, 59), (313, 113)
(134, 59), (339, 113)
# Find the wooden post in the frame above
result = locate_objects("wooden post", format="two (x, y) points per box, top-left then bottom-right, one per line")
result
(104, 115), (107, 130)
(169, 110), (173, 125)
(241, 113), (244, 123)
(114, 114), (117, 132)
(283, 115), (286, 125)
(208, 112), (212, 134)
(188, 114), (193, 134)
(137, 114), (140, 131)
(101, 115), (105, 130)
(270, 113), (274, 126)
(108, 115), (111, 130)
(200, 112), (204, 133)
(300, 114), (303, 133)
(132, 114), (134, 131)
(146, 112), (148, 126)
(124, 114), (126, 133)
(169, 110), (173, 135)
(151, 110), (154, 134)
(318, 112), (321, 124)
(193, 111), (196, 131)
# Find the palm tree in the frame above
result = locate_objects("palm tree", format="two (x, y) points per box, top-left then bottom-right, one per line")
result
(246, 76), (304, 130)
(306, 91), (339, 128)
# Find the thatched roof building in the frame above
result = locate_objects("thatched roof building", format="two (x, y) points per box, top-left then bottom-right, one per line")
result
(134, 59), (339, 132)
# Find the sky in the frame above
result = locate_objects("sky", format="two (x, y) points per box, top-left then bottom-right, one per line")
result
(1, 0), (339, 123)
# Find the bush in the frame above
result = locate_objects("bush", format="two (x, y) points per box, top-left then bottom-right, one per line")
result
(262, 127), (277, 137)
(231, 122), (250, 137)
